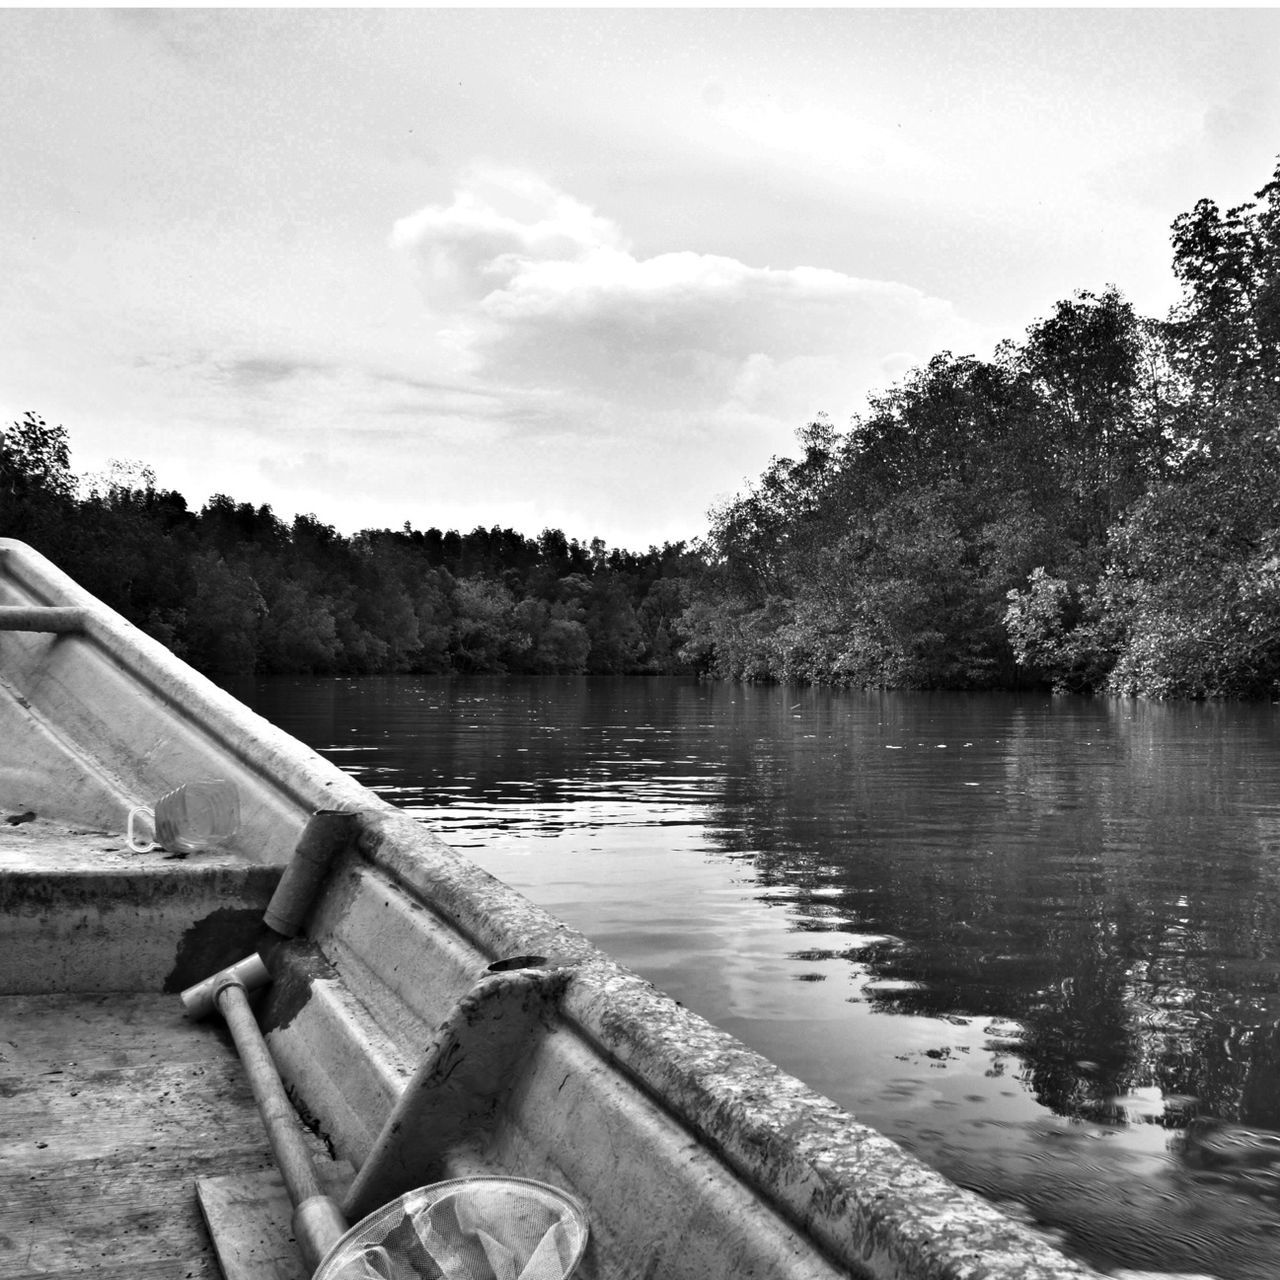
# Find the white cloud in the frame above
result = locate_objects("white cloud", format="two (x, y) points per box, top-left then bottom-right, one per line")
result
(391, 168), (628, 312)
(392, 167), (977, 422)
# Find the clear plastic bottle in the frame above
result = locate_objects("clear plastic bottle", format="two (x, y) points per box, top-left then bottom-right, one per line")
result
(127, 780), (240, 854)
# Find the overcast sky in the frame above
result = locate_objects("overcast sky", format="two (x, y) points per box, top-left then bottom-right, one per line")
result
(4, 8), (1280, 549)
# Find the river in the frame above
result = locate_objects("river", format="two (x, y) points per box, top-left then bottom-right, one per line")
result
(247, 674), (1280, 1279)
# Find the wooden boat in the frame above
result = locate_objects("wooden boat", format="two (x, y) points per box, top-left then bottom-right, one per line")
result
(0, 537), (1103, 1280)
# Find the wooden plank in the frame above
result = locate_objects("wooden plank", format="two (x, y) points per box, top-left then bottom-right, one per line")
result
(6, 1256), (223, 1280)
(0, 992), (342, 1280)
(0, 1059), (279, 1167)
(0, 989), (238, 1067)
(197, 1164), (354, 1280)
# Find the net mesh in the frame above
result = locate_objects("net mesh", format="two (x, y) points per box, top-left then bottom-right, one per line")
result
(313, 1177), (589, 1280)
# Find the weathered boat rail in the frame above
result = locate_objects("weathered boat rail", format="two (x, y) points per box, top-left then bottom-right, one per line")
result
(0, 538), (371, 850)
(0, 537), (1131, 1280)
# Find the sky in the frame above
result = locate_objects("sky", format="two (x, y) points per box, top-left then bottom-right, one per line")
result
(3, 8), (1280, 551)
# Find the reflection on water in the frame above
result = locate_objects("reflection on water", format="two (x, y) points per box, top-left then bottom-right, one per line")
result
(249, 675), (1280, 1278)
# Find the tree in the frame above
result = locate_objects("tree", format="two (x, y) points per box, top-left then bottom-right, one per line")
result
(1099, 416), (1280, 698)
(584, 573), (645, 673)
(449, 578), (518, 672)
(1071, 158), (1280, 697)
(1004, 568), (1118, 694)
(0, 412), (75, 504)
(804, 483), (1015, 688)
(1167, 159), (1280, 411)
(199, 495), (286, 552)
(704, 418), (840, 603)
(257, 577), (341, 673)
(511, 597), (590, 672)
(1, 412), (79, 561)
(78, 457), (157, 506)
(1014, 287), (1163, 541)
(182, 552), (265, 676)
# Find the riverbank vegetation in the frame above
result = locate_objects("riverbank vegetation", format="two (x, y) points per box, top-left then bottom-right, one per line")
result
(4, 159), (1279, 695)
(688, 157), (1280, 698)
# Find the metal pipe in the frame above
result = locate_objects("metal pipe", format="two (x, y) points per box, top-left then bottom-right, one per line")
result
(214, 976), (349, 1271)
(264, 809), (361, 937)
(181, 953), (271, 1020)
(0, 605), (85, 632)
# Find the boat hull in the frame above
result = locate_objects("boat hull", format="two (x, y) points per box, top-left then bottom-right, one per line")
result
(0, 538), (1105, 1280)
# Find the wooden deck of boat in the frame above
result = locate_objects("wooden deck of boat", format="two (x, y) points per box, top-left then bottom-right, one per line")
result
(0, 823), (321, 1278)
(0, 988), (341, 1279)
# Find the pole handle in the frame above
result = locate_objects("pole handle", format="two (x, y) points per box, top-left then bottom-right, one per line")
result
(180, 952), (271, 1020)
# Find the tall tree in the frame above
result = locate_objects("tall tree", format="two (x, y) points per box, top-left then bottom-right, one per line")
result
(0, 412), (75, 505)
(1167, 159), (1280, 412)
(1014, 287), (1162, 541)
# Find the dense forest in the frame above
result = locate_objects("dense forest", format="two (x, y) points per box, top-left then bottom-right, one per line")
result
(3, 158), (1279, 697)
(0, 426), (698, 679)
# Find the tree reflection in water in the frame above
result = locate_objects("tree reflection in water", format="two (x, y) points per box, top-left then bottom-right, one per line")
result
(714, 694), (1280, 1115)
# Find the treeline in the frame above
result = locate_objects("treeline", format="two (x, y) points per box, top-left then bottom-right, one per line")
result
(5, 158), (1279, 696)
(0, 428), (699, 678)
(687, 157), (1280, 698)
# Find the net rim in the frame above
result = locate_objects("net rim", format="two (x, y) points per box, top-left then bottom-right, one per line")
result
(313, 1174), (590, 1280)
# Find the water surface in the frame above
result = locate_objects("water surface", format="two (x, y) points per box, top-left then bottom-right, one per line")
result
(249, 675), (1280, 1278)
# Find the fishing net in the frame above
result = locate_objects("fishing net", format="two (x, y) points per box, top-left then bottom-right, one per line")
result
(313, 1177), (589, 1280)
